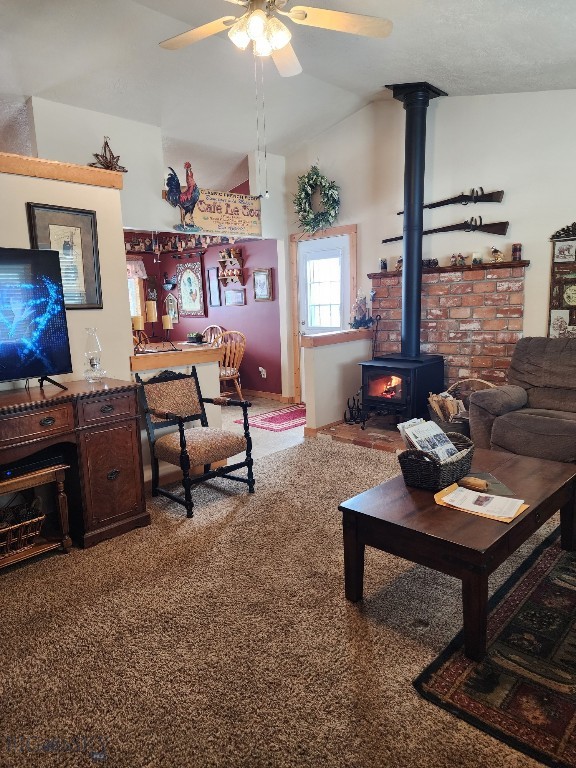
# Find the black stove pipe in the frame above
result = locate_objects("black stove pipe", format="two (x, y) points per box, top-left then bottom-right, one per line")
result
(386, 82), (447, 358)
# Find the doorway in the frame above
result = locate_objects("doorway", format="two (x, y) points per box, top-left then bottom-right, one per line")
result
(289, 224), (357, 403)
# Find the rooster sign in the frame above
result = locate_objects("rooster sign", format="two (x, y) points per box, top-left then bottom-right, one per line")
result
(165, 162), (200, 232)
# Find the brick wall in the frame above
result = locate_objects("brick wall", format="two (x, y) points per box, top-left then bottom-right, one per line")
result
(369, 262), (528, 386)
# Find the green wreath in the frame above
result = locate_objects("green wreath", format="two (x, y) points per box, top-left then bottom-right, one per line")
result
(294, 165), (340, 234)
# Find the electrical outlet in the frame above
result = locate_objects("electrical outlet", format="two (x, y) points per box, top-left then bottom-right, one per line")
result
(259, 367), (267, 378)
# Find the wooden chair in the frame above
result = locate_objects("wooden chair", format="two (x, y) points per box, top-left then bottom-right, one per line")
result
(213, 330), (246, 400)
(202, 324), (225, 345)
(135, 368), (255, 518)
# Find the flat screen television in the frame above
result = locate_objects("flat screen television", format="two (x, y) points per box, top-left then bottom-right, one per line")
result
(0, 246), (73, 387)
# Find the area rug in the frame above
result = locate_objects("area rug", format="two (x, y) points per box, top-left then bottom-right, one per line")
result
(414, 530), (576, 768)
(234, 403), (306, 431)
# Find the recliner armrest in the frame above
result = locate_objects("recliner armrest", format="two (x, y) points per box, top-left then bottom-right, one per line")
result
(469, 384), (527, 416)
(468, 384), (527, 449)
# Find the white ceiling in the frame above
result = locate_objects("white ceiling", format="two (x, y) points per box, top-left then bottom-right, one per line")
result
(1, 0), (575, 188)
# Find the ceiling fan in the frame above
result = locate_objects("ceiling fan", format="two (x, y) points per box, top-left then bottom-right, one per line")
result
(159, 0), (393, 77)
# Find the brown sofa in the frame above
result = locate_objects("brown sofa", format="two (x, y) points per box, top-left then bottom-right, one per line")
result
(468, 336), (576, 462)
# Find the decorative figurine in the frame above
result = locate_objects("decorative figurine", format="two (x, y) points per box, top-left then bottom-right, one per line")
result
(490, 246), (504, 262)
(395, 257), (403, 272)
(450, 253), (458, 267)
(472, 253), (483, 265)
(379, 258), (387, 271)
(457, 253), (468, 266)
(512, 243), (522, 261)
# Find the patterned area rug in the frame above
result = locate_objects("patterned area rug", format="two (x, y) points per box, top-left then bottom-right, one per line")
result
(234, 404), (306, 432)
(414, 531), (576, 768)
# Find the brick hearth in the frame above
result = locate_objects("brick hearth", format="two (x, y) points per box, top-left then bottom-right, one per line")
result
(369, 260), (529, 386)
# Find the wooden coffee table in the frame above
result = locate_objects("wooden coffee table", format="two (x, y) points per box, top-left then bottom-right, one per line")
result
(339, 449), (576, 660)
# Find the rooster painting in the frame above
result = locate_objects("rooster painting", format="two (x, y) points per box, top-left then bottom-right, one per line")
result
(165, 162), (200, 232)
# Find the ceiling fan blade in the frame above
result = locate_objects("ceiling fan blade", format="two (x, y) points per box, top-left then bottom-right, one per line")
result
(272, 43), (303, 77)
(285, 6), (393, 37)
(160, 16), (237, 50)
(222, 0), (249, 4)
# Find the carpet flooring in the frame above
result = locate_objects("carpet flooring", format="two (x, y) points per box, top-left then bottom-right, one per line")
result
(415, 531), (576, 768)
(0, 437), (559, 767)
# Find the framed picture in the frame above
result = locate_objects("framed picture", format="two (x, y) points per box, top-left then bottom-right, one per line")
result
(176, 257), (206, 317)
(554, 240), (576, 262)
(26, 202), (102, 309)
(253, 267), (273, 301)
(165, 292), (179, 324)
(207, 267), (221, 307)
(224, 289), (245, 306)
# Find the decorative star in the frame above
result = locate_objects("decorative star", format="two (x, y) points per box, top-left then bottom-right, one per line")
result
(88, 136), (127, 172)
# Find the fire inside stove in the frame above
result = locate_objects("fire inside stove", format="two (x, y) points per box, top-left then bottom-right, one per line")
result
(367, 374), (403, 401)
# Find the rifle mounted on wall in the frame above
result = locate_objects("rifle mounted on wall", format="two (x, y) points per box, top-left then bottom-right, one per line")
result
(382, 216), (509, 244)
(397, 187), (504, 215)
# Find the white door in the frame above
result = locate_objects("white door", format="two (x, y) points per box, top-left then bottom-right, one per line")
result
(297, 234), (350, 334)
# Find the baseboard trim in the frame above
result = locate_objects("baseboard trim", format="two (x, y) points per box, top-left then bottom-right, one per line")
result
(243, 389), (294, 403)
(304, 419), (344, 437)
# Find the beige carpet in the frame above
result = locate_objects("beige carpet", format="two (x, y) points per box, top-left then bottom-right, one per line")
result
(0, 437), (551, 768)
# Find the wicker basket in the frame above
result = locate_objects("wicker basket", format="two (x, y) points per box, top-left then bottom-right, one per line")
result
(398, 433), (474, 491)
(428, 378), (495, 437)
(0, 501), (45, 559)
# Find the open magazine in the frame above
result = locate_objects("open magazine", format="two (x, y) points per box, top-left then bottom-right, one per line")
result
(434, 484), (528, 522)
(398, 418), (460, 463)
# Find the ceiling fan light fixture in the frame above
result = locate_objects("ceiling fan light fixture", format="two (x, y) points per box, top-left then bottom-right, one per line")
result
(228, 15), (251, 49)
(246, 9), (267, 40)
(253, 35), (273, 57)
(265, 16), (291, 51)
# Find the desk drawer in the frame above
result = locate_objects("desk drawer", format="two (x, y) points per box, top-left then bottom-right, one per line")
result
(0, 404), (74, 447)
(77, 391), (137, 427)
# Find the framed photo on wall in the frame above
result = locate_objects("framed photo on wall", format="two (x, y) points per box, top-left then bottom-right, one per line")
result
(176, 257), (206, 317)
(554, 240), (576, 262)
(26, 202), (102, 309)
(207, 267), (221, 307)
(253, 268), (273, 301)
(224, 289), (245, 306)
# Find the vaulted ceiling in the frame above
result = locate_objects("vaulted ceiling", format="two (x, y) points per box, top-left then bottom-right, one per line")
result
(1, 0), (575, 188)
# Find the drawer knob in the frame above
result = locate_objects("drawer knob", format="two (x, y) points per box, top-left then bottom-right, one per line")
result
(100, 404), (115, 414)
(39, 416), (56, 427)
(107, 469), (120, 481)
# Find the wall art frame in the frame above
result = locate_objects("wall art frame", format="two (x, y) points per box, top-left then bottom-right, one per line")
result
(548, 238), (576, 338)
(207, 267), (221, 307)
(26, 202), (102, 309)
(224, 288), (246, 307)
(176, 258), (206, 317)
(253, 267), (273, 301)
(164, 292), (179, 324)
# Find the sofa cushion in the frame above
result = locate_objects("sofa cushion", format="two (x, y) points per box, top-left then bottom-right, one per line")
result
(491, 408), (576, 462)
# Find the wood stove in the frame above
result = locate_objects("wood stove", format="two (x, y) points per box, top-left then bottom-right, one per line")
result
(360, 354), (444, 423)
(357, 82), (446, 427)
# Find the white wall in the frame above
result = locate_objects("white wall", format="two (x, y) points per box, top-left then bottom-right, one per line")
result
(286, 89), (576, 338)
(303, 339), (372, 429)
(0, 170), (133, 388)
(31, 97), (167, 231)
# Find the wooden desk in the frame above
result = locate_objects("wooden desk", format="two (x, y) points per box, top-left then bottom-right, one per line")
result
(0, 379), (149, 548)
(339, 449), (576, 660)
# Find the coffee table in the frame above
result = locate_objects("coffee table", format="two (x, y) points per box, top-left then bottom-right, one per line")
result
(339, 448), (576, 660)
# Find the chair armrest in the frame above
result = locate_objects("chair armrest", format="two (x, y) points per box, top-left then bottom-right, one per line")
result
(147, 406), (187, 421)
(469, 385), (527, 448)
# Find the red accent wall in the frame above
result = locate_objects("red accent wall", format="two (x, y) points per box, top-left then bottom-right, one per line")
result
(137, 238), (281, 394)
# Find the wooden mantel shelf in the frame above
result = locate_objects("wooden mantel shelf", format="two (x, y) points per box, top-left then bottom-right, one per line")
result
(0, 151), (123, 189)
(368, 259), (530, 279)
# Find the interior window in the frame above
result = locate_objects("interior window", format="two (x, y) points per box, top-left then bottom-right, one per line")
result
(127, 278), (145, 319)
